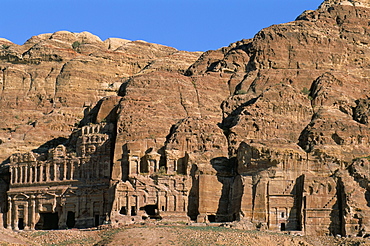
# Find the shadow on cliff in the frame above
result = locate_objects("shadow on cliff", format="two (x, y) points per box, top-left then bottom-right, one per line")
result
(286, 175), (305, 231)
(212, 157), (235, 222)
(329, 176), (345, 236)
(187, 164), (199, 221)
(32, 137), (69, 154)
(219, 96), (259, 130)
(187, 157), (236, 222)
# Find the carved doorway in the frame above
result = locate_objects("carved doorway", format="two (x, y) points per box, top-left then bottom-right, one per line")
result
(66, 211), (75, 228)
(37, 213), (59, 230)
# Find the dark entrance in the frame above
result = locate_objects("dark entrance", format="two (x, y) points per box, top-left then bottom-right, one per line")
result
(94, 215), (100, 227)
(131, 206), (137, 216)
(66, 211), (75, 228)
(36, 213), (59, 230)
(120, 207), (127, 215)
(141, 205), (161, 219)
(18, 218), (24, 230)
(207, 215), (216, 223)
(281, 223), (286, 231)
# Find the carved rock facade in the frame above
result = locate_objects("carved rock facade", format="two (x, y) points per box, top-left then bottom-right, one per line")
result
(2, 0), (370, 237)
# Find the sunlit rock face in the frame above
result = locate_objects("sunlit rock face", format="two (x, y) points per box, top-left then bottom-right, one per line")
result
(2, 0), (370, 236)
(0, 31), (202, 164)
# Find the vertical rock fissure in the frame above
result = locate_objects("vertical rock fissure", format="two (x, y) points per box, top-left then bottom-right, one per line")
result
(192, 79), (202, 118)
(176, 79), (189, 117)
(2, 68), (6, 92)
(54, 63), (67, 108)
(27, 72), (34, 95)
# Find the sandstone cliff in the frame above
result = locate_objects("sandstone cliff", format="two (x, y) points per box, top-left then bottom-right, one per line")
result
(2, 0), (370, 237)
(0, 32), (202, 163)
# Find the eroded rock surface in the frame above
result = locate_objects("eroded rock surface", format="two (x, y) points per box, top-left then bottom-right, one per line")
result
(2, 0), (370, 237)
(0, 31), (202, 163)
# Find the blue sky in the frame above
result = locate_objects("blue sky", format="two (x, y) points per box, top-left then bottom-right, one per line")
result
(1, 0), (323, 51)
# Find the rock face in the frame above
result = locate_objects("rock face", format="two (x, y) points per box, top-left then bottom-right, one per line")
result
(0, 31), (202, 163)
(2, 0), (370, 237)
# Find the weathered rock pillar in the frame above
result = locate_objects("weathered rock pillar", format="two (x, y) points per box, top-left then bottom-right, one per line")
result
(19, 166), (23, 184)
(24, 203), (29, 230)
(70, 161), (74, 180)
(127, 195), (131, 216)
(135, 195), (139, 215)
(6, 197), (12, 229)
(13, 204), (18, 230)
(45, 164), (50, 181)
(24, 164), (28, 183)
(30, 196), (36, 230)
(63, 161), (67, 180)
(53, 163), (57, 181)
(15, 167), (18, 184)
(30, 166), (34, 183)
(39, 165), (43, 182)
(10, 167), (14, 184)
(34, 166), (37, 183)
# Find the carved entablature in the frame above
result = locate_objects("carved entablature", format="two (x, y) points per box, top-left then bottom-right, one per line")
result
(81, 123), (114, 136)
(10, 152), (38, 164)
(76, 123), (113, 158)
(8, 122), (114, 186)
(49, 145), (66, 160)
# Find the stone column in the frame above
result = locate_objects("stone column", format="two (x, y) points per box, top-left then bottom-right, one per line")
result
(16, 167), (19, 184)
(70, 161), (74, 180)
(135, 196), (139, 215)
(166, 195), (170, 212)
(19, 166), (23, 184)
(136, 160), (139, 175)
(174, 195), (177, 212)
(24, 164), (29, 183)
(63, 161), (67, 180)
(30, 196), (35, 230)
(6, 197), (12, 229)
(24, 203), (29, 230)
(155, 159), (160, 173)
(10, 167), (14, 184)
(127, 195), (131, 216)
(30, 166), (34, 183)
(53, 163), (57, 181)
(45, 164), (50, 181)
(34, 166), (37, 183)
(13, 204), (18, 230)
(157, 192), (161, 212)
(39, 165), (43, 182)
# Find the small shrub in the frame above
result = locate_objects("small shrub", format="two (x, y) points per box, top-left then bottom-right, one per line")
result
(72, 41), (81, 49)
(236, 89), (247, 95)
(301, 87), (310, 95)
(158, 166), (167, 174)
(1, 44), (10, 49)
(191, 80), (197, 88)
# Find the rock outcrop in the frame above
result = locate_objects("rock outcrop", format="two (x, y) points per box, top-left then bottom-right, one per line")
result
(0, 31), (202, 163)
(2, 0), (370, 237)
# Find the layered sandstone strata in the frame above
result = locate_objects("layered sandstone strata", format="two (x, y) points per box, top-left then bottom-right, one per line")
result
(2, 0), (370, 237)
(0, 31), (202, 163)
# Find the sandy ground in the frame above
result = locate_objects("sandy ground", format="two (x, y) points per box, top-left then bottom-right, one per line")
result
(1, 223), (370, 246)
